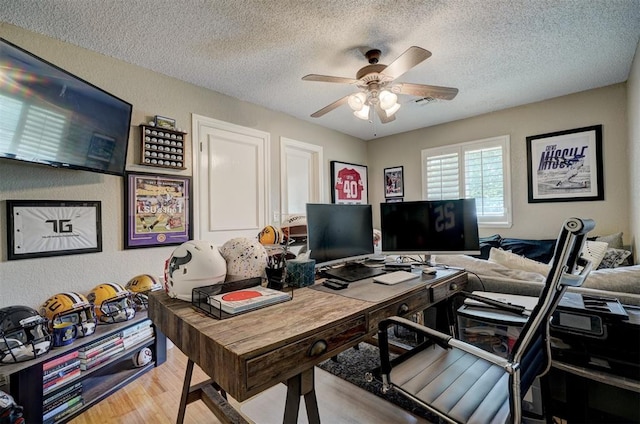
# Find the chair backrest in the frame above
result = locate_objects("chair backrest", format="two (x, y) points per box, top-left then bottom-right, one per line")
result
(508, 217), (595, 412)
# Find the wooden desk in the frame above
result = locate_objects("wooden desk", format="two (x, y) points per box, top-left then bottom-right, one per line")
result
(148, 269), (466, 423)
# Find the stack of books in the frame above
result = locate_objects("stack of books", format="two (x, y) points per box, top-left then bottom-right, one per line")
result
(42, 352), (83, 423)
(43, 381), (83, 423)
(43, 351), (81, 394)
(121, 320), (154, 350)
(78, 332), (125, 371)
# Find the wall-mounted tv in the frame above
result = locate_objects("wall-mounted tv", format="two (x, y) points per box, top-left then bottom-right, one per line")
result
(0, 38), (132, 176)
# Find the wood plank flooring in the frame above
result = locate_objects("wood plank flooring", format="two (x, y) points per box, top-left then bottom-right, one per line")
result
(69, 346), (431, 423)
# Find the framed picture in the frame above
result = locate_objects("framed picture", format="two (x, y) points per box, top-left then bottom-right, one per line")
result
(6, 200), (102, 260)
(125, 172), (192, 249)
(154, 115), (176, 130)
(330, 161), (368, 204)
(526, 125), (604, 203)
(384, 166), (404, 198)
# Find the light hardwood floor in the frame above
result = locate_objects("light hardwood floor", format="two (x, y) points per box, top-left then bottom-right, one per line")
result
(70, 346), (430, 424)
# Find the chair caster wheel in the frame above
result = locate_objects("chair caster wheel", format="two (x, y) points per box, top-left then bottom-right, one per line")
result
(364, 372), (373, 383)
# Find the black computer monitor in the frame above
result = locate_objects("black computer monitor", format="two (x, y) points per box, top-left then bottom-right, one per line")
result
(306, 203), (374, 268)
(380, 199), (480, 256)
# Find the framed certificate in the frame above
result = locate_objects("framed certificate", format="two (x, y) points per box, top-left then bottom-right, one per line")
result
(7, 200), (102, 260)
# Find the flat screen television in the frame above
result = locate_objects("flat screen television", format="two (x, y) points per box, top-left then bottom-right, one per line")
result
(380, 199), (480, 256)
(0, 38), (132, 176)
(306, 203), (375, 268)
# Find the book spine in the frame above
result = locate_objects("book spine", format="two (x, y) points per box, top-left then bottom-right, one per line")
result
(42, 394), (82, 421)
(43, 369), (81, 394)
(43, 359), (81, 381)
(43, 360), (81, 384)
(43, 382), (83, 406)
(121, 320), (152, 337)
(42, 350), (80, 372)
(79, 345), (125, 370)
(79, 339), (124, 359)
(78, 333), (122, 355)
(122, 328), (154, 349)
(43, 388), (82, 414)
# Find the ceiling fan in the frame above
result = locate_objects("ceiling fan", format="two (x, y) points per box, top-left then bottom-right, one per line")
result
(302, 46), (458, 124)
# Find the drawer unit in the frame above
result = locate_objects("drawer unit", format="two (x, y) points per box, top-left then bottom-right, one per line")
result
(367, 289), (431, 333)
(245, 315), (367, 393)
(430, 272), (466, 303)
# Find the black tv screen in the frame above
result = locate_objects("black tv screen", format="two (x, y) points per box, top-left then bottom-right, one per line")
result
(0, 38), (132, 176)
(306, 203), (374, 268)
(380, 199), (480, 255)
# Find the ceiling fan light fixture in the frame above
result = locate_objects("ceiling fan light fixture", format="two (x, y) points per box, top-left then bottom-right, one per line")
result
(353, 104), (370, 120)
(347, 92), (367, 111)
(379, 90), (398, 110)
(385, 102), (401, 117)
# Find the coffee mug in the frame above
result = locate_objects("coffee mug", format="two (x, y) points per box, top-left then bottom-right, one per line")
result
(52, 322), (78, 347)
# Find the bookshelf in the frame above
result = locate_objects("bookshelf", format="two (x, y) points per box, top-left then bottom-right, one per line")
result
(0, 311), (166, 423)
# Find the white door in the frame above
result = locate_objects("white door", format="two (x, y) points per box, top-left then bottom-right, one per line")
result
(280, 137), (323, 221)
(192, 114), (270, 245)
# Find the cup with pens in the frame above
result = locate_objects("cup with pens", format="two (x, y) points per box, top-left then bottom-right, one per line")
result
(266, 252), (286, 290)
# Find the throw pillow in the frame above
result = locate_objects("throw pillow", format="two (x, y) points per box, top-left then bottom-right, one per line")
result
(580, 240), (608, 269)
(597, 248), (632, 269)
(595, 232), (624, 249)
(488, 248), (551, 276)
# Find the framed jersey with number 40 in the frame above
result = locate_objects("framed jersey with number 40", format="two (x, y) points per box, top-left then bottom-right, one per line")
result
(330, 161), (368, 205)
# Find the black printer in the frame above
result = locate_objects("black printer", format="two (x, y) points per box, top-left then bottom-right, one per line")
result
(550, 292), (640, 380)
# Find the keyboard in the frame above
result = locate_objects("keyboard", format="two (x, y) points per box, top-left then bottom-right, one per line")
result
(372, 270), (420, 285)
(324, 265), (386, 282)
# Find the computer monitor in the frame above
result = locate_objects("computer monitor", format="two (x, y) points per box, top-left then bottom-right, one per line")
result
(380, 199), (480, 256)
(306, 203), (375, 268)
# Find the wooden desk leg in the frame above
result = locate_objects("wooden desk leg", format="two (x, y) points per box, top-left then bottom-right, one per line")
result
(177, 359), (195, 424)
(283, 368), (320, 424)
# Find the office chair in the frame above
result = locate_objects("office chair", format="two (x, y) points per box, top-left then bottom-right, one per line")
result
(376, 217), (595, 424)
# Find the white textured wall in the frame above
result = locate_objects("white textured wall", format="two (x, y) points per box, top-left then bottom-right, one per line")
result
(628, 40), (640, 264)
(367, 84), (631, 242)
(0, 24), (366, 309)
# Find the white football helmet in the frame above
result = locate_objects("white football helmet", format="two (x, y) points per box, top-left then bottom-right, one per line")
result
(164, 240), (227, 301)
(0, 306), (52, 364)
(220, 237), (268, 279)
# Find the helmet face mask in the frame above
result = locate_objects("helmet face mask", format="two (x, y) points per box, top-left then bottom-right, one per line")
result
(87, 283), (137, 324)
(40, 292), (97, 338)
(125, 274), (162, 310)
(0, 306), (51, 364)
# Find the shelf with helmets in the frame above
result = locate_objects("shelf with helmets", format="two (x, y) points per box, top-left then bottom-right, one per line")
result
(0, 281), (167, 423)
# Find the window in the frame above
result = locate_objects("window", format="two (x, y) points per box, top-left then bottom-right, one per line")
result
(422, 135), (512, 227)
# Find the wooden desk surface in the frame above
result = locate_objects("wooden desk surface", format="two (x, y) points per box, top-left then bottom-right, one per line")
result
(148, 269), (465, 401)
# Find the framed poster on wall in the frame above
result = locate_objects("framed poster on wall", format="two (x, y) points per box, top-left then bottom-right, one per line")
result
(384, 166), (404, 198)
(7, 200), (102, 260)
(125, 172), (192, 249)
(330, 161), (368, 204)
(526, 125), (603, 203)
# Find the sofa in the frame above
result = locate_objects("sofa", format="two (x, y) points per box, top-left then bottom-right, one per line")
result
(432, 232), (640, 306)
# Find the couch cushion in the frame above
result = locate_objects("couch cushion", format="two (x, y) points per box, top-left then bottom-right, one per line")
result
(474, 234), (502, 260)
(499, 238), (556, 263)
(488, 248), (551, 276)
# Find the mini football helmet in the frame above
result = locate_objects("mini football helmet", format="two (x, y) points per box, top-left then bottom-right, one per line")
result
(0, 390), (24, 424)
(257, 225), (284, 245)
(125, 274), (163, 310)
(0, 306), (51, 364)
(220, 237), (268, 279)
(87, 283), (136, 323)
(40, 292), (97, 337)
(164, 240), (227, 301)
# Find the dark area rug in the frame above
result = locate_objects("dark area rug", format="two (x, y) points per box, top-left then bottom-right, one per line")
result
(317, 341), (438, 422)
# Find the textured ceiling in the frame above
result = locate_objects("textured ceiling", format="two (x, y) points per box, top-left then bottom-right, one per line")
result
(2, 1), (639, 140)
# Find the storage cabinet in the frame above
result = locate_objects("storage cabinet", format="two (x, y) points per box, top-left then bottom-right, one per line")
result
(140, 124), (187, 169)
(1, 312), (166, 423)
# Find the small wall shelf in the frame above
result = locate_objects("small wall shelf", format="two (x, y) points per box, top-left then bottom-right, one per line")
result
(140, 124), (187, 170)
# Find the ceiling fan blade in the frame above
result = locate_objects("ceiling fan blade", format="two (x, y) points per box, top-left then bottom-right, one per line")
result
(310, 95), (350, 118)
(375, 104), (396, 124)
(380, 46), (432, 80)
(302, 74), (359, 84)
(396, 82), (459, 100)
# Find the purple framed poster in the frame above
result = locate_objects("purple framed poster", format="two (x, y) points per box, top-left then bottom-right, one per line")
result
(124, 172), (192, 249)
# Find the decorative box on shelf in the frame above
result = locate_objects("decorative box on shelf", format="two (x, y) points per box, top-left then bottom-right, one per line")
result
(140, 124), (187, 170)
